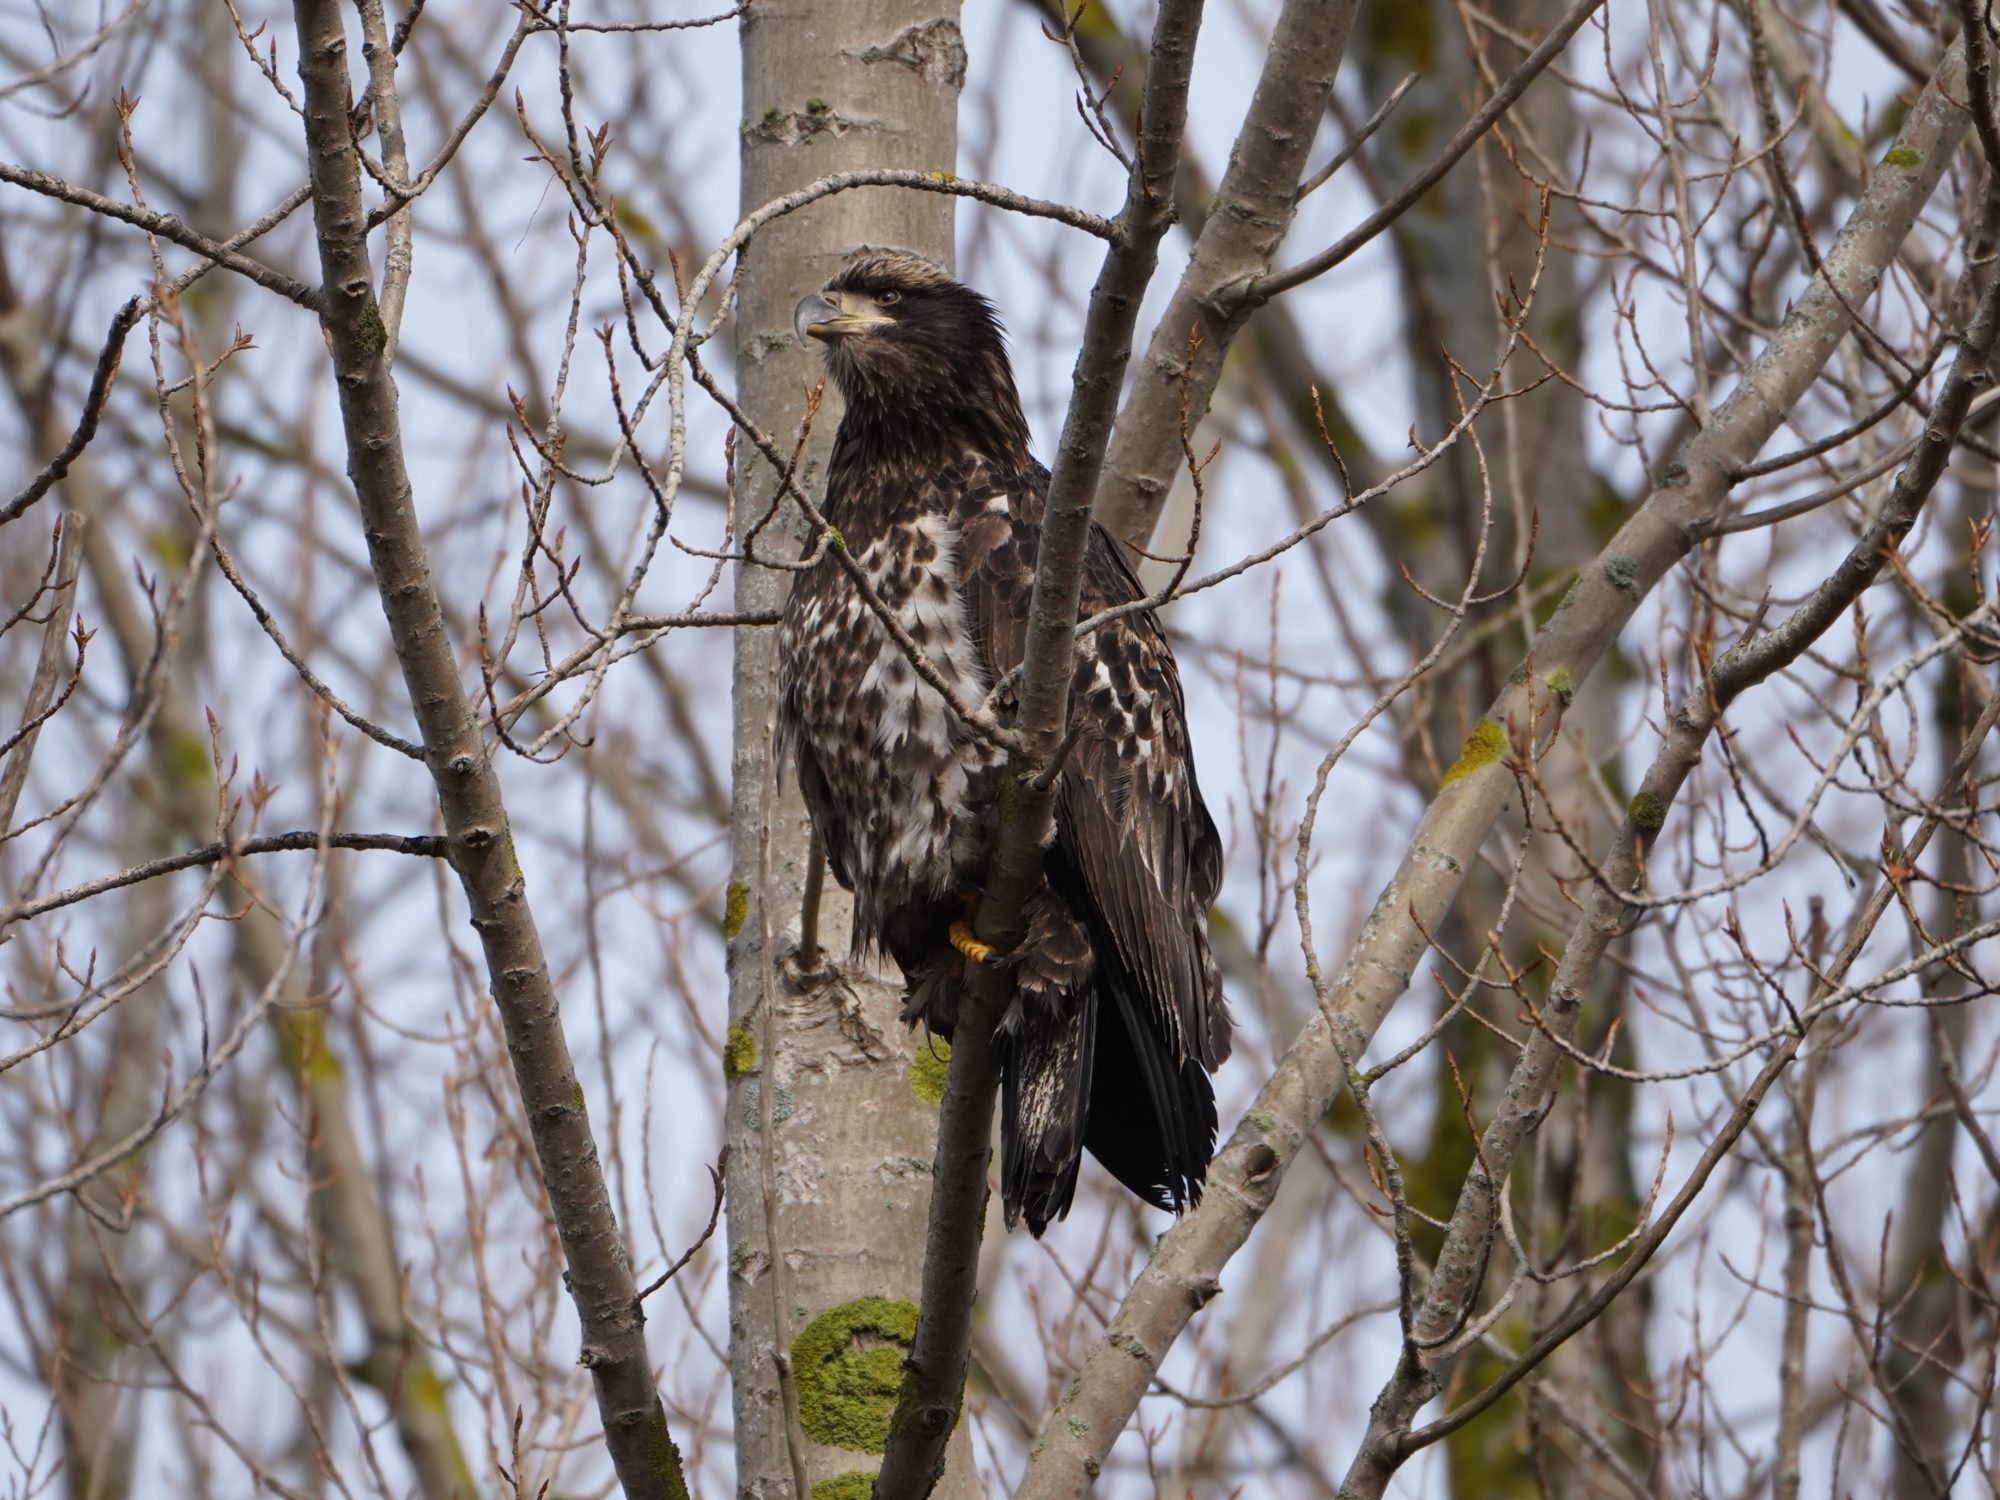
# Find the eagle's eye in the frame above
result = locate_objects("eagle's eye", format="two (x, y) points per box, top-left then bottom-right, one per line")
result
(878, 289), (902, 305)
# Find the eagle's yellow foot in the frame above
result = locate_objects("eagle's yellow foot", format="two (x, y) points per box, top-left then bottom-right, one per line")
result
(949, 916), (997, 966)
(950, 893), (998, 965)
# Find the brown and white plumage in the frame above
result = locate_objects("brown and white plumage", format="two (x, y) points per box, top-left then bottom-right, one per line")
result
(777, 249), (1230, 1234)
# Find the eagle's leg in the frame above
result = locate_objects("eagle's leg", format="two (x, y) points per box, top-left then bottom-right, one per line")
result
(948, 893), (997, 966)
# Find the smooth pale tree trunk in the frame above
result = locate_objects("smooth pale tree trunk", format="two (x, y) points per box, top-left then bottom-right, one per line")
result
(724, 4), (982, 1497)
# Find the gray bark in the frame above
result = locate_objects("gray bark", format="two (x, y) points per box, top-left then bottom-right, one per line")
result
(1885, 675), (1982, 1496)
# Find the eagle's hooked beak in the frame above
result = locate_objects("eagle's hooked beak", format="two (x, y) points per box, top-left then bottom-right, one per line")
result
(794, 290), (893, 344)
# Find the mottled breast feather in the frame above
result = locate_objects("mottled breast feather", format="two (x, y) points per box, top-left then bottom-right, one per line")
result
(777, 458), (1011, 949)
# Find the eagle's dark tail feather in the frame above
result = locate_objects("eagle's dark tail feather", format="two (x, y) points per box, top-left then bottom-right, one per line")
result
(1083, 937), (1217, 1218)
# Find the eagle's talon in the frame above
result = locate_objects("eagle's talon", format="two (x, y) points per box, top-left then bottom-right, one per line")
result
(949, 917), (998, 967)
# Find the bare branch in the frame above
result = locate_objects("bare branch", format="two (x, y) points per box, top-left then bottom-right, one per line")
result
(1093, 0), (1361, 548)
(286, 3), (686, 1494)
(1247, 0), (1606, 306)
(1012, 38), (1976, 1499)
(1340, 251), (2000, 1494)
(0, 161), (318, 308)
(0, 301), (141, 527)
(3, 830), (446, 925)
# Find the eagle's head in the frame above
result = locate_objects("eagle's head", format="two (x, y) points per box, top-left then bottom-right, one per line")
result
(794, 249), (1029, 462)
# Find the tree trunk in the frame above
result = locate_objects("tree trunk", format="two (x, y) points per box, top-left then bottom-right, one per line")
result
(725, 4), (982, 1496)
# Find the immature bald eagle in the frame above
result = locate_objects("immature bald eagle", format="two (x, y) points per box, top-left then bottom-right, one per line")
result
(777, 249), (1230, 1235)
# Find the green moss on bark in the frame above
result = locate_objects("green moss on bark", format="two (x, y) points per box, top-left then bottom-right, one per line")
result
(354, 296), (387, 358)
(647, 1399), (692, 1500)
(1628, 790), (1669, 833)
(162, 727), (213, 788)
(1441, 719), (1507, 785)
(791, 1297), (920, 1453)
(275, 1006), (342, 1086)
(723, 1024), (757, 1081)
(909, 1036), (951, 1104)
